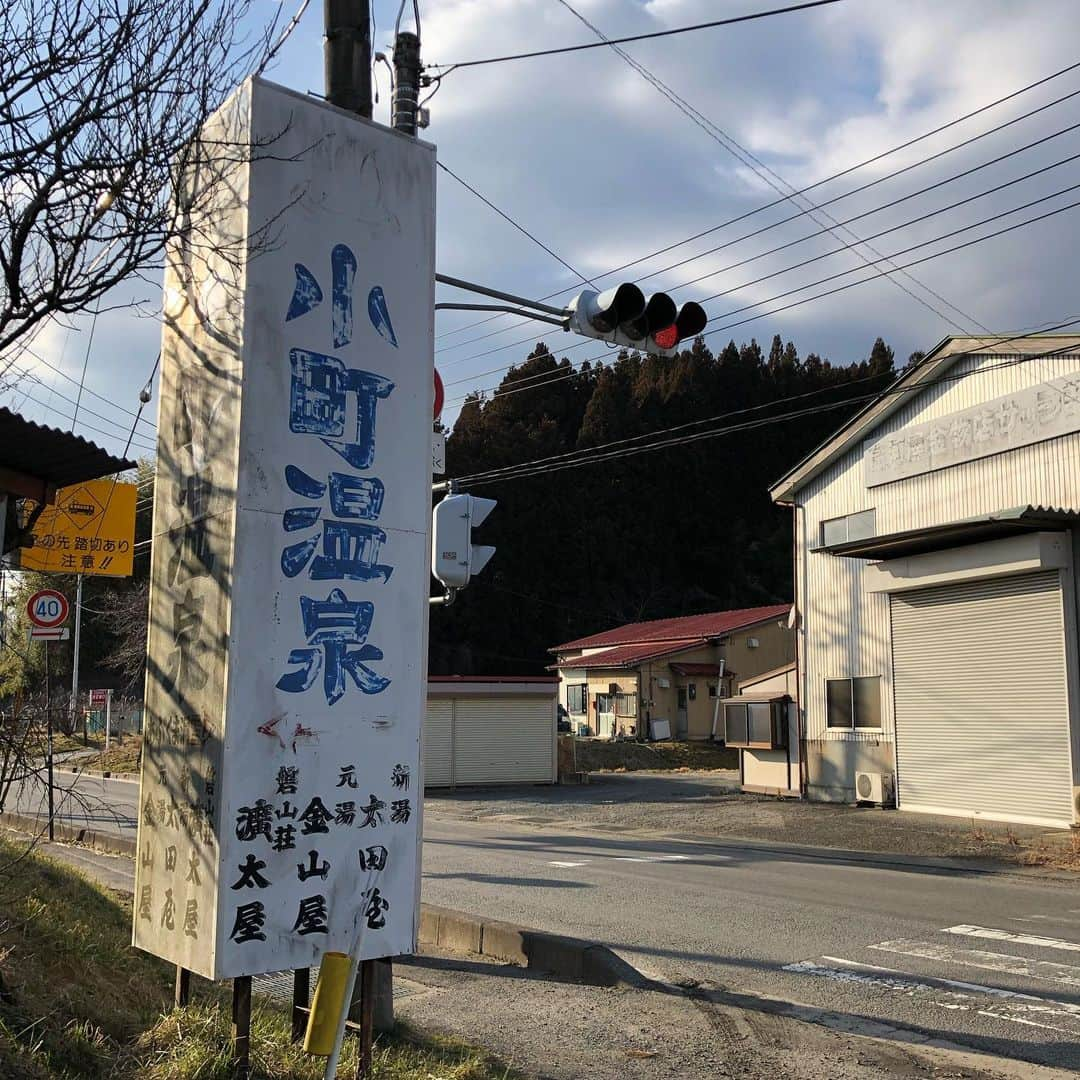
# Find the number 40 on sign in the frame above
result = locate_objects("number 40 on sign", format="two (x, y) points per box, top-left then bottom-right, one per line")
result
(26, 588), (70, 641)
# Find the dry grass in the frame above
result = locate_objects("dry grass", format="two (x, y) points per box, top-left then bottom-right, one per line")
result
(568, 737), (737, 773)
(79, 735), (141, 776)
(1020, 830), (1080, 872)
(0, 837), (516, 1078)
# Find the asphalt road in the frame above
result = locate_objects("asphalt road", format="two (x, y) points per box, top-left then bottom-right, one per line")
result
(13, 769), (1080, 1071)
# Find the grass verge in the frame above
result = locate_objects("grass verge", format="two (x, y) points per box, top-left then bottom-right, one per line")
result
(0, 835), (516, 1078)
(78, 735), (141, 775)
(567, 736), (737, 772)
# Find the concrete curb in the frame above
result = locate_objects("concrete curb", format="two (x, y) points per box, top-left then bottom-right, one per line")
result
(418, 902), (649, 989)
(0, 810), (136, 857)
(0, 815), (648, 990)
(57, 766), (138, 781)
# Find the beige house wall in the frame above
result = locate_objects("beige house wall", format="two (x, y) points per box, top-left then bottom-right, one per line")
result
(723, 619), (793, 687)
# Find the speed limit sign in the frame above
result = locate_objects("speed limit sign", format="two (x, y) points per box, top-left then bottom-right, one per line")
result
(26, 589), (69, 629)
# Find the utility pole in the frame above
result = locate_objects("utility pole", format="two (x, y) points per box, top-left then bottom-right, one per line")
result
(325, 0), (373, 118)
(45, 641), (54, 841)
(392, 32), (422, 135)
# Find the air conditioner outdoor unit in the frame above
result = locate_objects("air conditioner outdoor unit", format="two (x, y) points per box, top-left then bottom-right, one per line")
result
(855, 771), (891, 805)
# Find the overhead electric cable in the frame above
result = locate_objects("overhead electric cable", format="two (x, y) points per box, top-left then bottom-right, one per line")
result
(435, 61), (1080, 353)
(453, 332), (1080, 487)
(432, 0), (847, 71)
(444, 138), (1080, 389)
(437, 161), (594, 287)
(443, 199), (1080, 409)
(553, 0), (985, 336)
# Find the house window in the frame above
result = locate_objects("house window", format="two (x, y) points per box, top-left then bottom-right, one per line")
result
(723, 698), (787, 749)
(687, 683), (697, 701)
(708, 684), (718, 698)
(566, 684), (587, 714)
(820, 508), (876, 547)
(826, 676), (882, 729)
(615, 692), (637, 716)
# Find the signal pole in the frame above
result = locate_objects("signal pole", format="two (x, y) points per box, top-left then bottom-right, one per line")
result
(325, 0), (372, 118)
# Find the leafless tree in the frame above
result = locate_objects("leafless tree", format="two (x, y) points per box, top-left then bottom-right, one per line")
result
(0, 0), (285, 358)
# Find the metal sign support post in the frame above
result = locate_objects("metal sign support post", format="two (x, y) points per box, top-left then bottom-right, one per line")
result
(45, 641), (54, 841)
(232, 975), (252, 1079)
(105, 689), (112, 751)
(71, 574), (83, 743)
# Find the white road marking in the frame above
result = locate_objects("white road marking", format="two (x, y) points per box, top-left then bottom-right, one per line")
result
(943, 924), (1080, 953)
(786, 957), (1080, 1034)
(1012, 914), (1080, 926)
(613, 854), (716, 863)
(548, 861), (588, 868)
(869, 939), (1080, 988)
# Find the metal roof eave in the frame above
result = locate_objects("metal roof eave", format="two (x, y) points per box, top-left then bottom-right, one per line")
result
(816, 505), (1080, 560)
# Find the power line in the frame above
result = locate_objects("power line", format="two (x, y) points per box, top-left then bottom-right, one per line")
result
(437, 161), (594, 287)
(435, 63), (1080, 362)
(440, 141), (1080, 394)
(453, 331), (1080, 488)
(10, 346), (158, 429)
(431, 0), (847, 72)
(552, 0), (984, 337)
(443, 196), (1080, 410)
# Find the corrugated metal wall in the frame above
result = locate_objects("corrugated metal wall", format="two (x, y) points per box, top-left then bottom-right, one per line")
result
(423, 699), (453, 787)
(423, 695), (556, 787)
(891, 572), (1074, 827)
(797, 352), (1080, 746)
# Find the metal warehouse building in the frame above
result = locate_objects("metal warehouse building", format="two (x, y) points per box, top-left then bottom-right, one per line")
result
(424, 676), (558, 788)
(772, 335), (1080, 829)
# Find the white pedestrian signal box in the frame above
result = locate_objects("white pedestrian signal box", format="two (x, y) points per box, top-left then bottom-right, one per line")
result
(567, 283), (706, 357)
(431, 494), (496, 588)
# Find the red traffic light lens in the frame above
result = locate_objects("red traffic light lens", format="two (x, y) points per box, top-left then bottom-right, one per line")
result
(653, 324), (679, 351)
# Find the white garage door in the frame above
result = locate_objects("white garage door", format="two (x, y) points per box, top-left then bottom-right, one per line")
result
(890, 571), (1075, 828)
(423, 698), (453, 787)
(453, 698), (555, 785)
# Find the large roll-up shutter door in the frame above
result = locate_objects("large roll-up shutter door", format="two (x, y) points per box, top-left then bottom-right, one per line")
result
(453, 698), (555, 785)
(424, 698), (453, 788)
(890, 571), (1074, 828)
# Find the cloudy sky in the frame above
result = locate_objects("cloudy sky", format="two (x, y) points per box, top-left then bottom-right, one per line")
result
(8, 0), (1080, 457)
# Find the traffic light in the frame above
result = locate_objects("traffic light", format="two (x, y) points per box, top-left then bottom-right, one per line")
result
(431, 493), (497, 589)
(567, 285), (707, 357)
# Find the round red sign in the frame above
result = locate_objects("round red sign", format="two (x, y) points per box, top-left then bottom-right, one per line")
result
(434, 368), (445, 420)
(26, 589), (69, 629)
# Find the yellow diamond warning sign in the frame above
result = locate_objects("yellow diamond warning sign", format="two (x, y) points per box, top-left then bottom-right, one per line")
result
(14, 479), (137, 577)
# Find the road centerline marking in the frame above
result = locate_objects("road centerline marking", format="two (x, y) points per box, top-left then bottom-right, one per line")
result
(943, 924), (1080, 953)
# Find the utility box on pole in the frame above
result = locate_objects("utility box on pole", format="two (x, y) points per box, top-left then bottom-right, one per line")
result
(133, 77), (435, 981)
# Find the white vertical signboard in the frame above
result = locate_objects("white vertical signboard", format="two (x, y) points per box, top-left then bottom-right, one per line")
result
(134, 78), (434, 979)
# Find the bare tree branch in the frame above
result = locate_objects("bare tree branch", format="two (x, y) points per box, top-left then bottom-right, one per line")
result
(0, 0), (282, 357)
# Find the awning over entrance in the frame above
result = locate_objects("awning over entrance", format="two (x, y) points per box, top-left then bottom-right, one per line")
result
(669, 662), (722, 676)
(820, 505), (1080, 560)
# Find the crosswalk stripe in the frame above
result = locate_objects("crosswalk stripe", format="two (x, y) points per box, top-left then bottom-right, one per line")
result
(785, 957), (1080, 1034)
(869, 939), (1080, 988)
(943, 924), (1080, 953)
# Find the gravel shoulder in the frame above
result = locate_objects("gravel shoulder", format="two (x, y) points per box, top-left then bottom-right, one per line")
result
(395, 947), (1070, 1080)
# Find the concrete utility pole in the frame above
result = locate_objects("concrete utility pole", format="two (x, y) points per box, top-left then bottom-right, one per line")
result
(324, 0), (373, 118)
(71, 574), (83, 742)
(392, 32), (421, 135)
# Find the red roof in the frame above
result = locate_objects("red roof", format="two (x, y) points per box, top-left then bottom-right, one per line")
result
(560, 639), (702, 670)
(553, 604), (791, 653)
